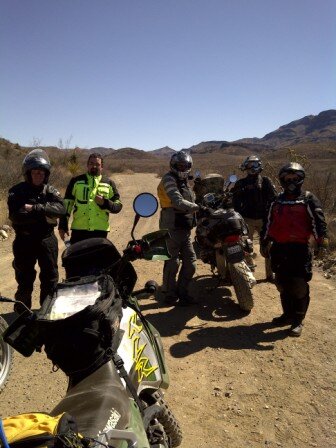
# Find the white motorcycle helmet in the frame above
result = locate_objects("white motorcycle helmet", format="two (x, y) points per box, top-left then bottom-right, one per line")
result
(240, 155), (262, 175)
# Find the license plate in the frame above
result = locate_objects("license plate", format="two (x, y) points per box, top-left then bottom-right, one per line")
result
(227, 244), (242, 255)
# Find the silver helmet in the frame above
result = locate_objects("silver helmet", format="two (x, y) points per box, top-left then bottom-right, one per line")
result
(170, 151), (193, 180)
(240, 155), (262, 174)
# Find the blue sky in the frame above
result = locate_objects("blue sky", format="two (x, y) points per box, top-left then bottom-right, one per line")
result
(1, 0), (335, 151)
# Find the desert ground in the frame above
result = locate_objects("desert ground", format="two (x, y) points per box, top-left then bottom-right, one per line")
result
(1, 172), (335, 448)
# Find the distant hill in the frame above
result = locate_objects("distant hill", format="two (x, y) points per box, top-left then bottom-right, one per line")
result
(187, 110), (336, 155)
(260, 109), (336, 147)
(89, 146), (115, 155)
(150, 146), (176, 157)
(106, 147), (157, 160)
(1, 110), (336, 162)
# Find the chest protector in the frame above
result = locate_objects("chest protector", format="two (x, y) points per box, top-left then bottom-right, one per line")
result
(268, 197), (313, 244)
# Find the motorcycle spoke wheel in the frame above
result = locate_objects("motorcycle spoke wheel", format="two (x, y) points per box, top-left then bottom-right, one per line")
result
(0, 316), (13, 392)
(145, 391), (183, 448)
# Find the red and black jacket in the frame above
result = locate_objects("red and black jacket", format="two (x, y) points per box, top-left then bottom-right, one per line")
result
(262, 191), (327, 245)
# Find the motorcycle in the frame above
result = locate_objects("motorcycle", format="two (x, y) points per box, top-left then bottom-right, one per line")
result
(194, 173), (256, 312)
(0, 192), (182, 448)
(0, 315), (13, 392)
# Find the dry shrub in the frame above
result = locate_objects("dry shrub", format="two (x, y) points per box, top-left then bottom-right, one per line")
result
(327, 217), (336, 250)
(0, 198), (9, 227)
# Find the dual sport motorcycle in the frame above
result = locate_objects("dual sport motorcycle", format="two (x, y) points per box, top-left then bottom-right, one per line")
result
(194, 173), (256, 312)
(0, 193), (182, 448)
(0, 316), (13, 392)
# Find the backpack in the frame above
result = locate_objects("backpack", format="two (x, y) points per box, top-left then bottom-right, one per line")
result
(193, 174), (224, 203)
(36, 274), (122, 376)
(0, 412), (86, 448)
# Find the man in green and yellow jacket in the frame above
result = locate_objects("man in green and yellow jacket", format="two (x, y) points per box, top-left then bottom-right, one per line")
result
(58, 153), (122, 244)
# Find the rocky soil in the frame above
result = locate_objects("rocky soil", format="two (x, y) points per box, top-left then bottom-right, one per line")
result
(1, 173), (335, 448)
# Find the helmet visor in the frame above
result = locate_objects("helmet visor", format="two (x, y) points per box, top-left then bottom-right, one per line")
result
(246, 161), (260, 170)
(175, 161), (191, 172)
(281, 173), (302, 183)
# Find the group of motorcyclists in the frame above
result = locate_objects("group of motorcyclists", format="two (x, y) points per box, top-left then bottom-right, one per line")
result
(156, 151), (328, 338)
(7, 147), (328, 338)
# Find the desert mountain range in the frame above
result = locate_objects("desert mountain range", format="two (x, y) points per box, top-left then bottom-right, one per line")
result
(1, 110), (336, 162)
(88, 109), (336, 157)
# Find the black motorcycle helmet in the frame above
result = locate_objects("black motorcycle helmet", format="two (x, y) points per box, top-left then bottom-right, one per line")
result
(22, 149), (51, 183)
(240, 155), (262, 174)
(278, 162), (305, 193)
(170, 151), (193, 180)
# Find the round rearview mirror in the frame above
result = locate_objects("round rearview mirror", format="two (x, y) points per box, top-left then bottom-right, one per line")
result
(195, 170), (201, 178)
(203, 193), (216, 204)
(229, 174), (238, 183)
(133, 193), (158, 218)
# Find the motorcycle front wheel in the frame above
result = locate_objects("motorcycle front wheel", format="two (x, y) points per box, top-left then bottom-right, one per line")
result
(144, 390), (182, 448)
(0, 316), (13, 392)
(228, 262), (254, 311)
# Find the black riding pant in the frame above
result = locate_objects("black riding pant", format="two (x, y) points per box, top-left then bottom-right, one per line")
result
(13, 233), (59, 308)
(270, 242), (312, 325)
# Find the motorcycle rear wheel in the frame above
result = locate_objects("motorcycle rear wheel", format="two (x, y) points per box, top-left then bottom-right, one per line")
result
(145, 391), (182, 448)
(0, 316), (13, 392)
(228, 262), (254, 311)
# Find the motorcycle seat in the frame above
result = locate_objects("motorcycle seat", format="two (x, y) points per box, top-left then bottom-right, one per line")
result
(50, 360), (131, 440)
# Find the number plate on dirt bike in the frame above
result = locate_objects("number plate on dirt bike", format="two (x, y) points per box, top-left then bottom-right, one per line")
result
(226, 244), (244, 262)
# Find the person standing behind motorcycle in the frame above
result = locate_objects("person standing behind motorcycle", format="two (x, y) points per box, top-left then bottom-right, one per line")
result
(157, 151), (203, 306)
(7, 149), (66, 313)
(261, 162), (328, 337)
(58, 153), (122, 244)
(231, 155), (277, 280)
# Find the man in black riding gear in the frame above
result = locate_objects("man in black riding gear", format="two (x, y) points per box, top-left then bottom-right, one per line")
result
(8, 149), (66, 312)
(157, 151), (200, 306)
(261, 162), (328, 337)
(231, 155), (277, 280)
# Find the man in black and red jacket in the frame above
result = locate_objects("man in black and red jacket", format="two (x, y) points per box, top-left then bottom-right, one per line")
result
(261, 162), (328, 337)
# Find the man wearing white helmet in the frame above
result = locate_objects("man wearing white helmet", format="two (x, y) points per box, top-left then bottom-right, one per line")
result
(157, 151), (205, 306)
(231, 155), (277, 281)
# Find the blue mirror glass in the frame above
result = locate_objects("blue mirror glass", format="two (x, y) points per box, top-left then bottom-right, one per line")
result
(229, 174), (238, 183)
(133, 193), (158, 217)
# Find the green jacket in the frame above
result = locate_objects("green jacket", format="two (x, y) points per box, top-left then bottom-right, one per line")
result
(58, 173), (122, 232)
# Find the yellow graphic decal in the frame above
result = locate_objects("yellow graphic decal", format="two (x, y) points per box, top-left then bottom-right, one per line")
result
(128, 312), (143, 339)
(128, 312), (158, 382)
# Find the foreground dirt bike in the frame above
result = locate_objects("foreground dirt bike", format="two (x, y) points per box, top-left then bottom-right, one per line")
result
(194, 174), (256, 312)
(0, 315), (13, 392)
(0, 193), (182, 448)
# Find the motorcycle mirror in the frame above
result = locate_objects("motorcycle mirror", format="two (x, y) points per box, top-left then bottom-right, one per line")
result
(229, 174), (238, 184)
(133, 193), (158, 218)
(195, 170), (201, 178)
(131, 193), (158, 240)
(203, 193), (216, 204)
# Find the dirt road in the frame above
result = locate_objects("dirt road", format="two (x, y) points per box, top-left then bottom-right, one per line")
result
(1, 173), (335, 447)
